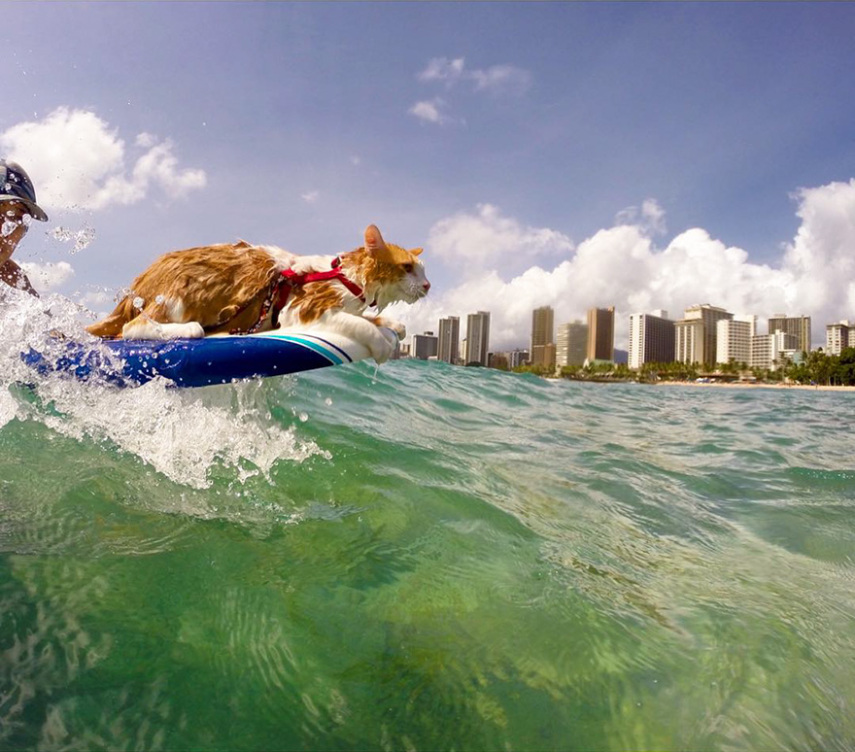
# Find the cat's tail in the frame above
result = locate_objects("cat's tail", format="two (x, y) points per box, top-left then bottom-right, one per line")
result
(85, 297), (136, 338)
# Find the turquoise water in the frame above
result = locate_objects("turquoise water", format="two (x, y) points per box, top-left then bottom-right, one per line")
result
(3, 349), (855, 750)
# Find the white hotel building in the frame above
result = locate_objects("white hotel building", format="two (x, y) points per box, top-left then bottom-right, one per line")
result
(750, 331), (799, 370)
(716, 316), (757, 365)
(826, 321), (850, 355)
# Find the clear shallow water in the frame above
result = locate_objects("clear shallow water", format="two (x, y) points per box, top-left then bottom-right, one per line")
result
(3, 327), (855, 749)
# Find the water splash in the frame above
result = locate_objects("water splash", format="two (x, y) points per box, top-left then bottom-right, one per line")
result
(1, 291), (328, 490)
(48, 225), (96, 253)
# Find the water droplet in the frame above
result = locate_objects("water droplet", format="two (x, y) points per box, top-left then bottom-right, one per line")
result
(132, 296), (145, 310)
(155, 295), (165, 305)
(49, 225), (96, 253)
(298, 412), (309, 423)
(324, 397), (333, 406)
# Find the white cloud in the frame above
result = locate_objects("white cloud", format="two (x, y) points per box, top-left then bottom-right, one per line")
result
(19, 261), (75, 291)
(408, 98), (451, 125)
(469, 64), (532, 95)
(427, 203), (574, 269)
(391, 179), (855, 352)
(77, 290), (114, 314)
(135, 132), (157, 149)
(418, 57), (466, 86)
(416, 57), (531, 95)
(615, 198), (667, 236)
(412, 58), (531, 124)
(0, 107), (207, 212)
(301, 190), (320, 204)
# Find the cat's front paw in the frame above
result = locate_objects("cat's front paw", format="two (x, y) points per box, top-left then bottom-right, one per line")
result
(376, 317), (406, 341)
(370, 327), (399, 364)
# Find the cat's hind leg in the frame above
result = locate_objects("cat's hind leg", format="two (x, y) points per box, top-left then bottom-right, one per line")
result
(86, 311), (130, 338)
(122, 316), (204, 340)
(121, 301), (205, 340)
(86, 297), (135, 338)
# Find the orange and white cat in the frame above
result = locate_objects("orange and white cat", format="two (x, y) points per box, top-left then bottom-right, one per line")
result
(86, 225), (429, 364)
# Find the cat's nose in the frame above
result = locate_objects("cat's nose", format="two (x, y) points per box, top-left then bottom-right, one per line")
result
(423, 281), (431, 293)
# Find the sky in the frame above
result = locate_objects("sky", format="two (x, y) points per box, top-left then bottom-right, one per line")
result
(4, 1), (855, 351)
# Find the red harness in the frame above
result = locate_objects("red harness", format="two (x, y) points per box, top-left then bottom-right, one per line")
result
(237, 257), (369, 335)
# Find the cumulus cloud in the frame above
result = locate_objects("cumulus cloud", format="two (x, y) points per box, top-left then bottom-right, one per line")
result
(615, 198), (667, 236)
(409, 98), (451, 125)
(391, 179), (855, 352)
(411, 57), (531, 124)
(427, 204), (573, 270)
(418, 57), (466, 86)
(76, 290), (114, 315)
(417, 57), (531, 95)
(0, 107), (207, 212)
(468, 64), (532, 95)
(19, 261), (75, 291)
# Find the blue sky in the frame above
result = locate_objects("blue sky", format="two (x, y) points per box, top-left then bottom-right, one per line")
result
(4, 2), (855, 349)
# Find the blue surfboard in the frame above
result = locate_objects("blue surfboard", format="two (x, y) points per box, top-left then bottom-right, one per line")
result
(22, 329), (392, 388)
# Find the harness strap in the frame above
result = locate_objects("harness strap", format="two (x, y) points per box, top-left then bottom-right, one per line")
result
(271, 257), (371, 325)
(228, 257), (368, 335)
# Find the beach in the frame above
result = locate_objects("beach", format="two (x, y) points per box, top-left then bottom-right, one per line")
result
(655, 379), (855, 392)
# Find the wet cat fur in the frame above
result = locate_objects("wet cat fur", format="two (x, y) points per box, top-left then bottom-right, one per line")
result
(86, 225), (429, 364)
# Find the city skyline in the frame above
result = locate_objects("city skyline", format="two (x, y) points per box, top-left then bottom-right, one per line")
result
(409, 303), (841, 370)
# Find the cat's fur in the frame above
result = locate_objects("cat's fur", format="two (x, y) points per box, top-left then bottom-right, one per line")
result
(86, 225), (429, 364)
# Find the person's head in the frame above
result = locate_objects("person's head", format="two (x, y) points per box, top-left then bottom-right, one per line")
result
(0, 160), (48, 232)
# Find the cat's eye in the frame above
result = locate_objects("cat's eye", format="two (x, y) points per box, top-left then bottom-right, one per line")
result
(403, 263), (413, 273)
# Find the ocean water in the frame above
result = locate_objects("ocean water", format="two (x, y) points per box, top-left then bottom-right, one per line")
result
(3, 310), (855, 750)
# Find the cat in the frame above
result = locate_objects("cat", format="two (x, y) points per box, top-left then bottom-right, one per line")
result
(85, 225), (430, 364)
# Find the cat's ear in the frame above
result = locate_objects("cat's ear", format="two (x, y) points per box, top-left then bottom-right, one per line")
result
(410, 247), (423, 257)
(364, 225), (388, 253)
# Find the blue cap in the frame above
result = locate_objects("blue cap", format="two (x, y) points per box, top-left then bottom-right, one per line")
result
(0, 159), (48, 222)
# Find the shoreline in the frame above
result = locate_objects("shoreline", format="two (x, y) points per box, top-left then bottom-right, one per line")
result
(554, 374), (855, 392)
(651, 380), (855, 393)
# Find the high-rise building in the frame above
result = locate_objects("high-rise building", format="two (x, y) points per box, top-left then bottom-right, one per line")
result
(768, 314), (811, 354)
(412, 331), (438, 360)
(716, 316), (756, 366)
(751, 331), (798, 370)
(675, 318), (705, 365)
(628, 310), (675, 369)
(532, 344), (556, 369)
(675, 304), (733, 366)
(556, 322), (588, 367)
(531, 306), (554, 349)
(437, 316), (460, 365)
(586, 307), (615, 362)
(465, 311), (491, 366)
(508, 350), (530, 369)
(826, 321), (850, 355)
(531, 306), (555, 368)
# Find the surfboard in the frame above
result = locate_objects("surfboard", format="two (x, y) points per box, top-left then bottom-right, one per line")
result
(21, 329), (395, 388)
